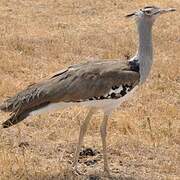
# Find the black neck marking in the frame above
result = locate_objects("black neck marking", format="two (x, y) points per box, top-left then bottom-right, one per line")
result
(129, 59), (139, 72)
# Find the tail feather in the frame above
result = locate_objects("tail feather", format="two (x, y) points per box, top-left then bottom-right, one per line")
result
(1, 79), (52, 128)
(2, 111), (30, 128)
(1, 101), (50, 128)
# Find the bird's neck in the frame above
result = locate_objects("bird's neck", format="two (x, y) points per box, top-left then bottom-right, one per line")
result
(136, 20), (153, 84)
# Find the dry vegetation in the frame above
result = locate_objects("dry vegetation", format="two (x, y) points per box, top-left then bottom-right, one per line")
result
(0, 0), (180, 179)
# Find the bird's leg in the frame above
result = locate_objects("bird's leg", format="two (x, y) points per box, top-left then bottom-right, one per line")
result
(100, 113), (110, 176)
(72, 108), (95, 174)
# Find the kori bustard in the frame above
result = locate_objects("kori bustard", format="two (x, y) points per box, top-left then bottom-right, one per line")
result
(0, 6), (175, 176)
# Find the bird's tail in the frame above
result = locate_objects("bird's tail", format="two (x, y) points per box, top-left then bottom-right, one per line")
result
(1, 95), (50, 128)
(2, 111), (30, 128)
(1, 81), (51, 128)
(0, 97), (30, 128)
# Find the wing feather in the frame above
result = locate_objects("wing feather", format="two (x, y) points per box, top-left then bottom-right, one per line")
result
(1, 60), (140, 128)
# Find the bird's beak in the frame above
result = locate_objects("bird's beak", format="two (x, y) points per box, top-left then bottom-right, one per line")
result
(158, 8), (176, 15)
(125, 12), (135, 18)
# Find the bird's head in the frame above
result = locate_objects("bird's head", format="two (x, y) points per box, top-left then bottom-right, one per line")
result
(126, 6), (176, 25)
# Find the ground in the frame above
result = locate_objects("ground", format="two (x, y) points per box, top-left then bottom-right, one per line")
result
(0, 0), (179, 179)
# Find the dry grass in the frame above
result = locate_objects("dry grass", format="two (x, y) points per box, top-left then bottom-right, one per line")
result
(0, 0), (180, 179)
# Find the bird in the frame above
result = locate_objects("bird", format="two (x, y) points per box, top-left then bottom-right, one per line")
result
(0, 6), (175, 176)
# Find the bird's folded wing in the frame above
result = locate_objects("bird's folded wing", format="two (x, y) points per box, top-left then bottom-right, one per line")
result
(0, 60), (140, 114)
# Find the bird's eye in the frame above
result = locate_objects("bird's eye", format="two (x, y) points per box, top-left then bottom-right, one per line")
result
(145, 10), (151, 15)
